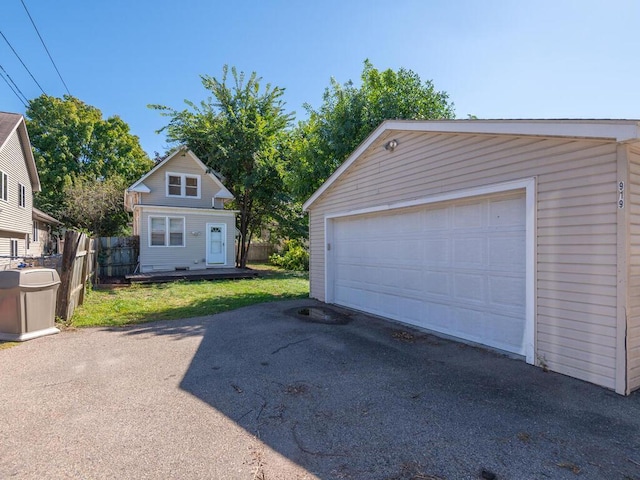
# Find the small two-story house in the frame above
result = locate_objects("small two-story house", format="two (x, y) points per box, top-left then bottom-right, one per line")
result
(125, 147), (236, 273)
(0, 112), (42, 269)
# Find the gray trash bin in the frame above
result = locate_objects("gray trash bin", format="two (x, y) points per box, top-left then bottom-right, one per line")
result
(0, 268), (61, 341)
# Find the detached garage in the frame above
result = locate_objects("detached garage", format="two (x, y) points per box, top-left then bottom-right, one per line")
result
(303, 119), (640, 395)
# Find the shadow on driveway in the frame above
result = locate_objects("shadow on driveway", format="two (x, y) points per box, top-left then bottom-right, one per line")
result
(126, 299), (640, 479)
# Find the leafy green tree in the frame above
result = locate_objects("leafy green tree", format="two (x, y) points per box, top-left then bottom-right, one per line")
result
(26, 95), (153, 220)
(288, 60), (455, 201)
(150, 66), (294, 268)
(63, 175), (131, 236)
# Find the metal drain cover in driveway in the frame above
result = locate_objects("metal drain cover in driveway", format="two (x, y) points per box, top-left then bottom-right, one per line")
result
(292, 306), (351, 325)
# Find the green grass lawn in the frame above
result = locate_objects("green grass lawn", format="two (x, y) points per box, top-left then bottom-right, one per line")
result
(70, 266), (309, 328)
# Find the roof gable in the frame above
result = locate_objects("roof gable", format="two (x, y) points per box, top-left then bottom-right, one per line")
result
(127, 147), (233, 199)
(303, 119), (640, 211)
(0, 112), (41, 192)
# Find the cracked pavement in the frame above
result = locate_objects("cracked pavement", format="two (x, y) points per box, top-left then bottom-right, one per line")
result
(1, 299), (640, 479)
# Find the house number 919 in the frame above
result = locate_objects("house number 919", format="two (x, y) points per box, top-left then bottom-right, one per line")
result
(619, 181), (625, 209)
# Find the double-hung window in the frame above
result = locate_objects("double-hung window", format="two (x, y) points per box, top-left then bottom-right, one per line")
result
(10, 239), (18, 257)
(0, 171), (7, 201)
(166, 172), (200, 198)
(149, 216), (185, 247)
(18, 183), (26, 207)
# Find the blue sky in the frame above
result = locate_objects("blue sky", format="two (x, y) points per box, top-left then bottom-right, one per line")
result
(1, 0), (639, 156)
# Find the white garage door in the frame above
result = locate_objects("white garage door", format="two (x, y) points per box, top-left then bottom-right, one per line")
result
(330, 192), (527, 356)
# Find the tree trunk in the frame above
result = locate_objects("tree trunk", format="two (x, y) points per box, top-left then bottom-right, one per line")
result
(236, 194), (253, 269)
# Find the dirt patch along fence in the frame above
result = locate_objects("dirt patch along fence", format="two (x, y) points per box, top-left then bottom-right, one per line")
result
(56, 231), (97, 322)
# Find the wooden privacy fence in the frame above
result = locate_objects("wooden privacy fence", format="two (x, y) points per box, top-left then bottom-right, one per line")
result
(97, 236), (139, 278)
(245, 243), (276, 263)
(56, 231), (97, 322)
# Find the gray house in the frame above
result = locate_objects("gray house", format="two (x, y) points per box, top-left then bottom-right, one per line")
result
(304, 119), (640, 395)
(125, 147), (236, 273)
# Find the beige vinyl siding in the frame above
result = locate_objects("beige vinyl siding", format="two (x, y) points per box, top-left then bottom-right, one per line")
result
(309, 131), (619, 389)
(26, 222), (53, 257)
(0, 130), (32, 235)
(138, 207), (235, 272)
(627, 146), (640, 392)
(0, 235), (27, 270)
(0, 238), (11, 269)
(141, 154), (226, 209)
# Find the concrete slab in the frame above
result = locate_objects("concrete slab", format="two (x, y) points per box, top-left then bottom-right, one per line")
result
(1, 299), (639, 479)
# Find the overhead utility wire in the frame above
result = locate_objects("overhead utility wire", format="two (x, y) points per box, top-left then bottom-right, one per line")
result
(0, 29), (46, 95)
(0, 65), (28, 107)
(0, 63), (29, 103)
(20, 0), (70, 95)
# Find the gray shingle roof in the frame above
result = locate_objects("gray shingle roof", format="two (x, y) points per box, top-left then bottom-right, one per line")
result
(0, 111), (23, 148)
(0, 111), (41, 191)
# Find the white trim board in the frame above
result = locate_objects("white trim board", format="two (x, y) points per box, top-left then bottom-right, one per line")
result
(323, 177), (536, 364)
(133, 205), (238, 216)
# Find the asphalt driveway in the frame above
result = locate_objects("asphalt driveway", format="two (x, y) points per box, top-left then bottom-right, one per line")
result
(1, 299), (639, 479)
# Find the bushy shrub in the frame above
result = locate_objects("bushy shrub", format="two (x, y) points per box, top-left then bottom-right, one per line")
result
(269, 240), (309, 271)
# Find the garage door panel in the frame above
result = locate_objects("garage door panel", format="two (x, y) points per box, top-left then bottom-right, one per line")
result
(448, 306), (485, 340)
(398, 240), (424, 263)
(378, 292), (402, 318)
(401, 298), (423, 322)
(453, 237), (487, 266)
(423, 207), (449, 229)
(331, 192), (526, 356)
(422, 302), (452, 330)
(422, 271), (451, 296)
(489, 197), (526, 226)
(400, 269), (423, 291)
(453, 273), (485, 302)
(453, 202), (485, 228)
(489, 276), (526, 309)
(489, 235), (526, 268)
(424, 239), (450, 264)
(484, 312), (526, 353)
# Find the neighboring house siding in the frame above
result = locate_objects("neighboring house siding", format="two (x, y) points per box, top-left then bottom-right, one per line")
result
(309, 131), (619, 389)
(0, 130), (32, 235)
(627, 146), (640, 392)
(26, 222), (52, 257)
(141, 154), (226, 208)
(0, 237), (26, 270)
(138, 208), (236, 271)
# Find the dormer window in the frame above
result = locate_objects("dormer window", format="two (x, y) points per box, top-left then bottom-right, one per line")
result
(168, 175), (181, 196)
(185, 176), (198, 197)
(166, 172), (200, 198)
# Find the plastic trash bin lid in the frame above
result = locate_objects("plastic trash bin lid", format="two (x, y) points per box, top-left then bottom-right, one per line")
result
(0, 269), (60, 289)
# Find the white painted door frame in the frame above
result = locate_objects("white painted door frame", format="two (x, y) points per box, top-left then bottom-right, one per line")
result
(206, 223), (226, 265)
(324, 177), (536, 364)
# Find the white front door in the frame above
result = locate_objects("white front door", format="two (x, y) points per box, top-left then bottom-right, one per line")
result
(206, 223), (226, 265)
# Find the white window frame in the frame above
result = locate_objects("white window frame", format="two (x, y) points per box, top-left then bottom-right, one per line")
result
(148, 216), (185, 247)
(10, 239), (18, 258)
(18, 183), (26, 208)
(33, 221), (39, 242)
(165, 172), (201, 199)
(0, 171), (7, 202)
